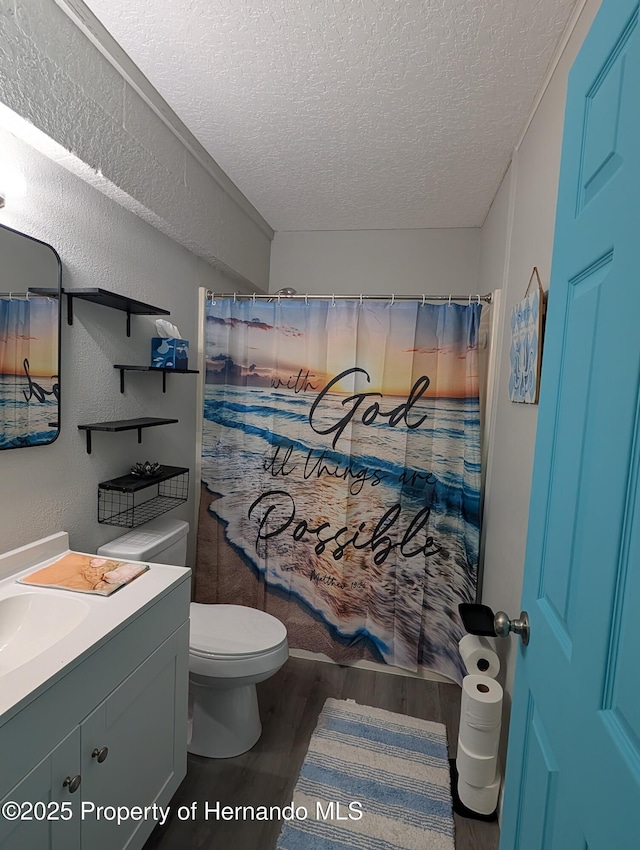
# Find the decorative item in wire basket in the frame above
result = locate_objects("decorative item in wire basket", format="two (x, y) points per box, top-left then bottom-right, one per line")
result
(130, 461), (162, 478)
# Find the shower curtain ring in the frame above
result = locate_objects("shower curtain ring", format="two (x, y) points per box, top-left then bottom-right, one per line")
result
(277, 292), (281, 304)
(390, 293), (395, 306)
(476, 294), (481, 304)
(448, 294), (452, 306)
(360, 293), (363, 306)
(9, 292), (13, 301)
(233, 292), (237, 304)
(331, 294), (335, 307)
(468, 295), (472, 305)
(252, 292), (256, 305)
(305, 293), (309, 306)
(422, 294), (426, 307)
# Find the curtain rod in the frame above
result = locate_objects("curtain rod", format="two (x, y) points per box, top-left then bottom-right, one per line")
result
(0, 291), (55, 299)
(206, 291), (492, 304)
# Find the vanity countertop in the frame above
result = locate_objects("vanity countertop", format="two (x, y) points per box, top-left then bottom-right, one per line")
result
(0, 531), (191, 725)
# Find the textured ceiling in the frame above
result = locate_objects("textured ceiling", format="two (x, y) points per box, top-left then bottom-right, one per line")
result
(82, 0), (578, 231)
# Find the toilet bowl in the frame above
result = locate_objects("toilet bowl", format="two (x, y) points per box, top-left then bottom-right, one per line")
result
(97, 518), (288, 759)
(188, 603), (288, 758)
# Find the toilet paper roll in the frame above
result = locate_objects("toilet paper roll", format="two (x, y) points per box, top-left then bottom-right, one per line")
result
(456, 739), (498, 787)
(457, 770), (501, 816)
(458, 721), (502, 760)
(458, 675), (503, 757)
(458, 634), (500, 678)
(461, 675), (503, 729)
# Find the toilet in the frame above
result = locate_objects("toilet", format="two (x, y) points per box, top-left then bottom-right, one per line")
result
(189, 602), (288, 757)
(97, 517), (289, 759)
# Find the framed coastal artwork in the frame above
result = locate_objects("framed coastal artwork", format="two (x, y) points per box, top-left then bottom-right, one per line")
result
(509, 267), (546, 404)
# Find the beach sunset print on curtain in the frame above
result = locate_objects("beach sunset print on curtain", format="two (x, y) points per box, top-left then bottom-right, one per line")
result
(0, 297), (59, 448)
(199, 299), (482, 683)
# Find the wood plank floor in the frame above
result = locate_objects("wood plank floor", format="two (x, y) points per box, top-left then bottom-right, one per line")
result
(144, 657), (500, 850)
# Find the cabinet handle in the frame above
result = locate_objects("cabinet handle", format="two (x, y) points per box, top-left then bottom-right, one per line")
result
(63, 775), (81, 793)
(91, 746), (109, 764)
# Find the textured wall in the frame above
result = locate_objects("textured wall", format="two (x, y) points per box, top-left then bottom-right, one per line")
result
(0, 0), (272, 563)
(0, 127), (237, 563)
(478, 0), (602, 771)
(0, 0), (272, 289)
(270, 228), (481, 296)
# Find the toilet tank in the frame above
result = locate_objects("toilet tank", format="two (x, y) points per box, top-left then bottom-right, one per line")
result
(97, 518), (189, 566)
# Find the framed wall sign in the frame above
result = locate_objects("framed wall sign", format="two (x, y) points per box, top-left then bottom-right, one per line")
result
(509, 267), (546, 404)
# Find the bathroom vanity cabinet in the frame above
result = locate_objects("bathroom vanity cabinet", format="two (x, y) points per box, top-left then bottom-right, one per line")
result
(0, 540), (190, 850)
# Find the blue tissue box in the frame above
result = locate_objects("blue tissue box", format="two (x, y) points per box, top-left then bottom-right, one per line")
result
(151, 337), (189, 370)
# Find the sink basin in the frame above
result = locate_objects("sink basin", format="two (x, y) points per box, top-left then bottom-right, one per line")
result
(0, 592), (90, 675)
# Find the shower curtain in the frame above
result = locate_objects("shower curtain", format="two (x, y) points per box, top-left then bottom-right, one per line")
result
(196, 297), (482, 683)
(0, 296), (58, 448)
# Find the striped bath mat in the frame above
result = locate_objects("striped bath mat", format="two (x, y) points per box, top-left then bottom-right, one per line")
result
(276, 698), (455, 850)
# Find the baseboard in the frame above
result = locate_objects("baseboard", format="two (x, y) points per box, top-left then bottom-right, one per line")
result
(288, 647), (457, 684)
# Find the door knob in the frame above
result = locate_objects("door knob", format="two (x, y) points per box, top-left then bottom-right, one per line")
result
(493, 610), (530, 645)
(63, 774), (81, 793)
(91, 746), (109, 763)
(459, 603), (530, 645)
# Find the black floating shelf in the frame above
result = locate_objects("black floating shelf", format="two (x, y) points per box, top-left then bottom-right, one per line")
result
(114, 365), (199, 393)
(77, 417), (178, 454)
(27, 287), (61, 298)
(64, 288), (169, 336)
(98, 466), (189, 528)
(99, 465), (189, 493)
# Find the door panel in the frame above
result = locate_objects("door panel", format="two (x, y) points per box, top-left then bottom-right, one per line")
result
(0, 728), (80, 850)
(578, 15), (634, 211)
(81, 623), (189, 850)
(501, 2), (640, 848)
(514, 698), (559, 850)
(538, 251), (611, 642)
(608, 454), (640, 735)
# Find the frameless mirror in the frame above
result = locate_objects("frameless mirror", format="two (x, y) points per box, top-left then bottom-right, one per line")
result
(0, 223), (61, 449)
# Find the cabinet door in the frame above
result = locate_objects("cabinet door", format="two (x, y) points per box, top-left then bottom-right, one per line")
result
(80, 622), (188, 850)
(0, 727), (81, 850)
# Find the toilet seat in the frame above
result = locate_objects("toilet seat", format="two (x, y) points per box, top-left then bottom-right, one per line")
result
(189, 603), (287, 659)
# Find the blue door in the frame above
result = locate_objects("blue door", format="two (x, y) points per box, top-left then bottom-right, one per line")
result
(500, 2), (640, 848)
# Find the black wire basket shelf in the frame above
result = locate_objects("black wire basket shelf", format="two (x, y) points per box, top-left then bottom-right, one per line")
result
(97, 466), (189, 528)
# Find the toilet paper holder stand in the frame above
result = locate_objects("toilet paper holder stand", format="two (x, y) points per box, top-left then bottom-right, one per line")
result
(459, 603), (530, 646)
